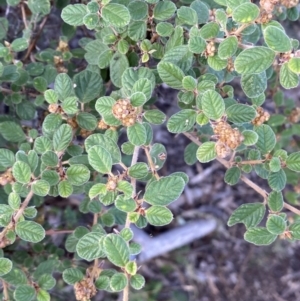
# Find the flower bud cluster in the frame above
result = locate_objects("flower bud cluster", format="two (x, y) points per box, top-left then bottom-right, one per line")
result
(203, 41), (216, 58)
(213, 121), (244, 158)
(112, 99), (137, 127)
(288, 107), (300, 123)
(0, 168), (14, 186)
(281, 0), (299, 8)
(74, 278), (97, 301)
(252, 107), (270, 126)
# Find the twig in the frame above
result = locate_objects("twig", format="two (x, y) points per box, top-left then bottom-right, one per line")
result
(2, 280), (9, 301)
(0, 190), (34, 243)
(283, 202), (300, 216)
(23, 15), (49, 61)
(144, 146), (160, 180)
(21, 3), (28, 29)
(46, 229), (74, 235)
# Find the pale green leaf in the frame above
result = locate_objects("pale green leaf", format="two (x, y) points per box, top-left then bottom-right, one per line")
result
(143, 176), (185, 206)
(16, 221), (45, 243)
(234, 47), (275, 74)
(244, 227), (277, 245)
(145, 205), (173, 226)
(227, 203), (266, 228)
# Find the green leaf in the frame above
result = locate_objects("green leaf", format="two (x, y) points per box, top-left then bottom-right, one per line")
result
(132, 78), (153, 100)
(130, 274), (145, 290)
(95, 275), (110, 290)
(288, 57), (300, 74)
(266, 215), (286, 235)
(44, 89), (58, 104)
(28, 0), (50, 15)
(144, 110), (166, 125)
(128, 0), (148, 21)
(289, 222), (300, 239)
(263, 26), (292, 53)
(41, 170), (59, 186)
(188, 36), (206, 54)
(53, 124), (73, 152)
(73, 70), (102, 103)
(226, 104), (256, 123)
(0, 149), (15, 168)
(202, 90), (225, 120)
(42, 113), (62, 135)
(76, 232), (105, 261)
(145, 205), (173, 226)
(269, 157), (281, 172)
(228, 203), (266, 228)
(115, 196), (137, 212)
(110, 52), (129, 88)
(33, 76), (47, 92)
(267, 191), (283, 212)
(85, 133), (121, 163)
(207, 54), (227, 71)
(102, 4), (130, 27)
(241, 72), (267, 98)
(242, 130), (258, 146)
(77, 112), (97, 130)
(88, 145), (112, 173)
(58, 180), (73, 198)
(156, 22), (174, 36)
(234, 47), (275, 74)
(177, 6), (197, 25)
(224, 167), (241, 185)
(144, 176), (185, 206)
(110, 273), (128, 292)
(127, 123), (147, 146)
(128, 21), (147, 41)
(267, 169), (286, 192)
(190, 0), (209, 24)
(66, 164), (90, 186)
(0, 258), (12, 276)
(125, 261), (137, 275)
(199, 22), (219, 39)
(62, 268), (84, 285)
(120, 228), (134, 242)
(37, 290), (50, 301)
(280, 62), (299, 89)
(0, 121), (25, 142)
(157, 61), (185, 89)
(232, 3), (260, 23)
(104, 234), (130, 267)
(41, 151), (58, 167)
(128, 163), (149, 179)
(16, 221), (45, 243)
(61, 97), (78, 115)
(286, 152), (300, 172)
(14, 285), (36, 301)
(196, 142), (217, 163)
(54, 73), (73, 101)
(130, 92), (147, 107)
(37, 274), (56, 290)
(218, 36), (238, 59)
(254, 124), (276, 155)
(182, 76), (197, 91)
(34, 137), (52, 154)
(12, 161), (31, 184)
(32, 180), (50, 197)
(153, 1), (176, 20)
(167, 109), (197, 133)
(83, 13), (99, 29)
(244, 227), (277, 245)
(8, 192), (20, 210)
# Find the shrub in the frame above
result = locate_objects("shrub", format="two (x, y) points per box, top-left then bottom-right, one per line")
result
(1, 0), (300, 300)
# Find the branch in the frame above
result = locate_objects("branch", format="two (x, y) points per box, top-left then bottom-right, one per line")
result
(183, 132), (300, 215)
